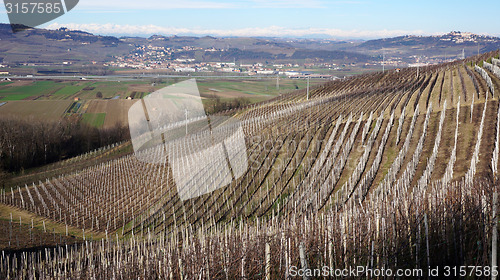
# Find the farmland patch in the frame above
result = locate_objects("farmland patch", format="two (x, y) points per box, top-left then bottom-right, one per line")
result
(0, 100), (73, 121)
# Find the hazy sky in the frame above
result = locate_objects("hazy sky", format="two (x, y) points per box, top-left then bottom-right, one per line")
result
(1, 0), (499, 38)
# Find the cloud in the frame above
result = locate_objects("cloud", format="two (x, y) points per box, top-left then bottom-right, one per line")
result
(247, 0), (325, 8)
(46, 22), (431, 39)
(75, 0), (327, 10)
(245, 0), (365, 8)
(77, 0), (237, 10)
(331, 1), (366, 4)
(79, 10), (130, 14)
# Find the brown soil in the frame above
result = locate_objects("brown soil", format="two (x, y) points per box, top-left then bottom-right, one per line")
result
(0, 219), (80, 251)
(85, 99), (136, 128)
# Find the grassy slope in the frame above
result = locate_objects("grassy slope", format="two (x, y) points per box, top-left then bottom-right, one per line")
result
(82, 113), (106, 128)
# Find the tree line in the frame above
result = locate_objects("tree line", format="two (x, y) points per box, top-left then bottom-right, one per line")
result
(0, 116), (129, 174)
(205, 95), (250, 115)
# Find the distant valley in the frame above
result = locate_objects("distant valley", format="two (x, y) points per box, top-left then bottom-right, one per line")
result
(1, 24), (500, 76)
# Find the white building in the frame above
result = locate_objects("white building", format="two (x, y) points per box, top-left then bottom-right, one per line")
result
(175, 67), (196, 72)
(256, 70), (276, 75)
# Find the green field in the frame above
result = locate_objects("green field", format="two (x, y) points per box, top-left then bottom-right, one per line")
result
(196, 78), (324, 98)
(76, 81), (128, 99)
(0, 78), (329, 105)
(82, 113), (106, 128)
(0, 81), (14, 87)
(52, 83), (88, 96)
(0, 81), (62, 100)
(0, 80), (151, 101)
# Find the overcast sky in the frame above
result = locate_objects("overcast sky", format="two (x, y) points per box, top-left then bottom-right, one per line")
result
(1, 0), (499, 39)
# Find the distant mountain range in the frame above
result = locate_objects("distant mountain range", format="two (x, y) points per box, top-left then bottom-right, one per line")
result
(1, 24), (499, 66)
(355, 31), (500, 59)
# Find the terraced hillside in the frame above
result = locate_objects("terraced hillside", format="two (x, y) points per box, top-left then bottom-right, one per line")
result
(2, 51), (500, 279)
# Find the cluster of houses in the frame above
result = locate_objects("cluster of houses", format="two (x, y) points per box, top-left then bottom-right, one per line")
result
(0, 64), (8, 77)
(108, 44), (343, 78)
